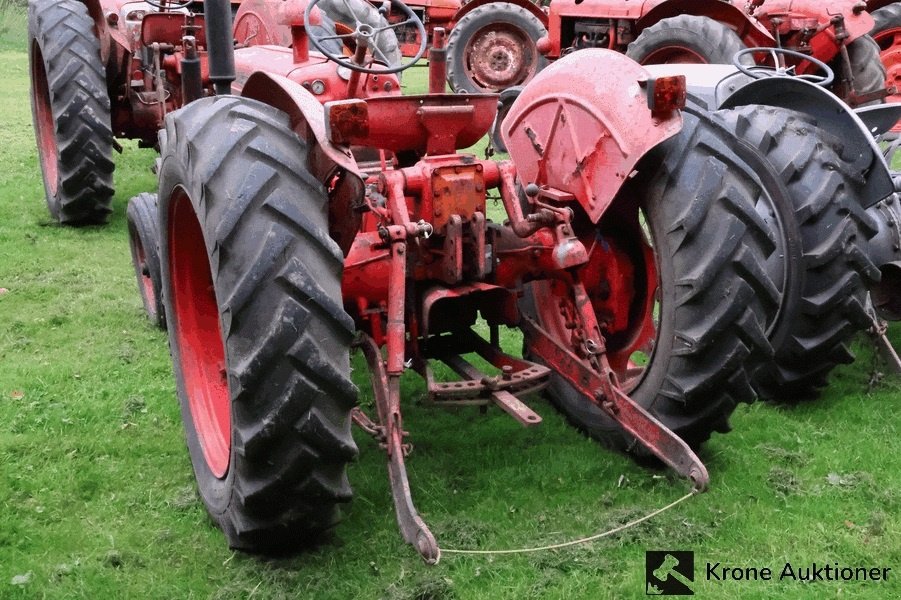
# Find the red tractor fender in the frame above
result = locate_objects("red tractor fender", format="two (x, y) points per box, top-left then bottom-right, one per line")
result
(636, 0), (774, 48)
(78, 0), (125, 65)
(452, 0), (548, 28)
(240, 72), (361, 176)
(502, 49), (682, 224)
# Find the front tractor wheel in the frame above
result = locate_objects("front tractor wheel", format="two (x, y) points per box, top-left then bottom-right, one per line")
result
(126, 192), (166, 330)
(446, 3), (548, 93)
(158, 97), (358, 553)
(626, 15), (748, 65)
(27, 0), (114, 225)
(524, 115), (778, 451)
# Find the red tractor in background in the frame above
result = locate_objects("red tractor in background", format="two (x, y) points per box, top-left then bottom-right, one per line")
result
(437, 0), (887, 103)
(134, 0), (901, 561)
(26, 0), (398, 228)
(28, 0), (401, 328)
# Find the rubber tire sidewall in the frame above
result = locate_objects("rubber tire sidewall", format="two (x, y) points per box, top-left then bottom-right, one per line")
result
(158, 114), (235, 516)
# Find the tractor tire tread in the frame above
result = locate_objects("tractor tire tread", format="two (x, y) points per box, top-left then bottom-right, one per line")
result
(28, 0), (114, 225)
(158, 96), (357, 553)
(834, 34), (886, 105)
(626, 14), (750, 65)
(711, 105), (878, 400)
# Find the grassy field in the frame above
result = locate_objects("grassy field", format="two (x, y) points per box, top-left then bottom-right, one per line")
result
(2, 5), (901, 599)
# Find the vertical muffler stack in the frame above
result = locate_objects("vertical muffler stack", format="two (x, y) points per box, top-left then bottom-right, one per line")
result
(204, 0), (235, 95)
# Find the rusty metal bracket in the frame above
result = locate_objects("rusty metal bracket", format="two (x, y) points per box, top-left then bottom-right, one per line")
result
(520, 316), (709, 491)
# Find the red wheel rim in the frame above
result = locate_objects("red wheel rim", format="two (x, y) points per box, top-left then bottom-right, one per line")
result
(638, 45), (709, 65)
(531, 207), (658, 391)
(168, 188), (231, 478)
(30, 43), (59, 196)
(873, 26), (901, 113)
(464, 24), (538, 90)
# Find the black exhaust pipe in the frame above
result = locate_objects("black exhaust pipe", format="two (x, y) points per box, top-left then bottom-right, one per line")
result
(204, 0), (235, 95)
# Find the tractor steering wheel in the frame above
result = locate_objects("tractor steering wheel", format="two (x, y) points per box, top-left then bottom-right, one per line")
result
(304, 0), (427, 74)
(733, 47), (835, 88)
(144, 0), (192, 10)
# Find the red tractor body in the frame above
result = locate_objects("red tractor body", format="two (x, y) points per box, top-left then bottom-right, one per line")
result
(530, 0), (886, 105)
(540, 0), (770, 58)
(71, 0), (246, 143)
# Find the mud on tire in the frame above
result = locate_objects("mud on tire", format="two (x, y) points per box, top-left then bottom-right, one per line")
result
(28, 0), (114, 225)
(523, 111), (778, 452)
(710, 106), (880, 400)
(158, 96), (358, 553)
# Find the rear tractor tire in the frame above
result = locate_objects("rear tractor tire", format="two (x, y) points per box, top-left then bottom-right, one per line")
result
(158, 96), (358, 553)
(626, 15), (749, 65)
(832, 35), (886, 107)
(523, 112), (779, 451)
(28, 0), (114, 225)
(710, 106), (879, 400)
(446, 3), (548, 93)
(127, 192), (166, 330)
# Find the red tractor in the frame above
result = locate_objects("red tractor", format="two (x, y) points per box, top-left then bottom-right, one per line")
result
(142, 0), (901, 559)
(26, 0), (398, 227)
(442, 0), (886, 102)
(28, 0), (402, 329)
(536, 0), (887, 104)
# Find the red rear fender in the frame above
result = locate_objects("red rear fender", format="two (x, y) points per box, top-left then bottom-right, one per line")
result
(502, 49), (682, 224)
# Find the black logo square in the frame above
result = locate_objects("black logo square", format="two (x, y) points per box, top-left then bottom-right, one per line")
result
(646, 550), (694, 595)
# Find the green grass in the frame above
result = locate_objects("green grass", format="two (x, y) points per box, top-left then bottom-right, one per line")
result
(2, 16), (901, 600)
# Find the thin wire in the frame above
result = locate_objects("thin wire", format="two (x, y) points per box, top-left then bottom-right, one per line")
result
(437, 490), (696, 561)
